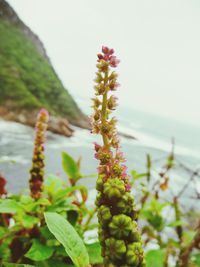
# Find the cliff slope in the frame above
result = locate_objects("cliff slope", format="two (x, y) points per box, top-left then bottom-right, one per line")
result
(0, 0), (89, 136)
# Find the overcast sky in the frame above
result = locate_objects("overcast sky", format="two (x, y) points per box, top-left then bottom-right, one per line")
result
(7, 0), (200, 125)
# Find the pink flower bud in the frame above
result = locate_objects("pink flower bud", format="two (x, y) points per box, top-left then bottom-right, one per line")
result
(94, 142), (102, 152)
(97, 53), (104, 60)
(109, 82), (120, 91)
(102, 46), (114, 55)
(39, 108), (49, 117)
(102, 46), (110, 54)
(109, 56), (120, 68)
(125, 183), (131, 192)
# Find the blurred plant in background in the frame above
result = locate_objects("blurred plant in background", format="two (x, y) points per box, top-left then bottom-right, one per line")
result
(29, 108), (49, 200)
(131, 142), (200, 267)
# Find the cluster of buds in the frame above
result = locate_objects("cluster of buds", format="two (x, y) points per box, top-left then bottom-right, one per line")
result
(91, 46), (144, 266)
(29, 109), (49, 200)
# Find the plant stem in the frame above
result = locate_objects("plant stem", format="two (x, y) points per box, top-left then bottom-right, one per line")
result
(83, 207), (97, 232)
(178, 219), (200, 267)
(101, 72), (109, 147)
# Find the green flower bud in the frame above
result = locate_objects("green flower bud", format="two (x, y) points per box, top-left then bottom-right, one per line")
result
(96, 176), (104, 192)
(94, 109), (101, 121)
(115, 193), (135, 213)
(126, 242), (144, 266)
(95, 72), (103, 83)
(95, 192), (103, 207)
(129, 208), (138, 220)
(98, 227), (107, 245)
(104, 257), (115, 267)
(104, 178), (125, 199)
(129, 222), (141, 242)
(105, 237), (126, 260)
(95, 83), (106, 95)
(96, 60), (109, 73)
(98, 205), (112, 223)
(108, 71), (118, 81)
(109, 214), (133, 238)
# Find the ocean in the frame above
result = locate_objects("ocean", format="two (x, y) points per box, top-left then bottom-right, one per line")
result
(0, 97), (200, 203)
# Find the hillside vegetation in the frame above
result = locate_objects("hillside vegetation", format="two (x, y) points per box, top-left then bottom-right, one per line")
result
(0, 0), (87, 127)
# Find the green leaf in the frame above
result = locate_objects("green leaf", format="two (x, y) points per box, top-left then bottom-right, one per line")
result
(23, 214), (39, 228)
(40, 226), (55, 240)
(46, 197), (76, 213)
(2, 263), (35, 267)
(19, 195), (50, 213)
(53, 185), (88, 202)
(191, 252), (200, 265)
(62, 151), (80, 179)
(44, 212), (89, 267)
(86, 242), (103, 264)
(182, 230), (196, 246)
(146, 249), (165, 267)
(44, 175), (64, 195)
(146, 154), (152, 169)
(167, 220), (183, 227)
(0, 241), (10, 261)
(141, 209), (165, 232)
(0, 199), (21, 213)
(25, 239), (54, 261)
(151, 199), (169, 212)
(36, 198), (51, 206)
(37, 260), (74, 267)
(0, 226), (8, 239)
(20, 195), (33, 204)
(131, 170), (147, 180)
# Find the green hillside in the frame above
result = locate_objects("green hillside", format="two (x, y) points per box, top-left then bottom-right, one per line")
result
(0, 5), (86, 126)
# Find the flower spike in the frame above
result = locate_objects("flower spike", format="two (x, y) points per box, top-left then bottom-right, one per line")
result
(91, 46), (144, 266)
(29, 109), (49, 199)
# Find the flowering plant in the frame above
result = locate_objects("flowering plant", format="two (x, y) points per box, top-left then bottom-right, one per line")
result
(91, 46), (145, 266)
(0, 47), (199, 267)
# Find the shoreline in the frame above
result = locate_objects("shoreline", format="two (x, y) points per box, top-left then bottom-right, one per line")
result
(0, 119), (199, 200)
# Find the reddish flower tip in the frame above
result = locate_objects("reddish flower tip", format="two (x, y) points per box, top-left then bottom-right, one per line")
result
(125, 183), (131, 192)
(39, 108), (49, 117)
(94, 142), (102, 152)
(98, 46), (120, 68)
(97, 53), (104, 60)
(102, 46), (114, 55)
(109, 56), (120, 68)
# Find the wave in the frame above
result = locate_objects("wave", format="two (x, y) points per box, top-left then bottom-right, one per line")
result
(118, 124), (200, 160)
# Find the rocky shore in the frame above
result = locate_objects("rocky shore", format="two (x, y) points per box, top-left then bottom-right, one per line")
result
(0, 106), (87, 137)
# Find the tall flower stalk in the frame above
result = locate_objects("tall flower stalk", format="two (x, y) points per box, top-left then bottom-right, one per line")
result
(29, 109), (49, 200)
(92, 46), (144, 266)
